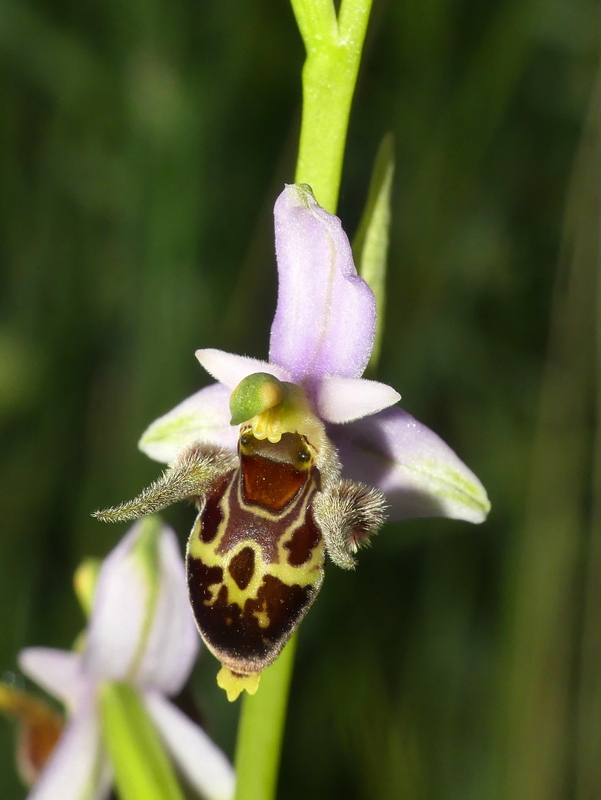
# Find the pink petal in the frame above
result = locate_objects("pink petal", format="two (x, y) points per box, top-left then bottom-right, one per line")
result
(84, 523), (151, 681)
(331, 407), (490, 523)
(18, 649), (86, 709)
(144, 692), (235, 800)
(313, 376), (400, 423)
(139, 383), (238, 465)
(134, 527), (199, 695)
(196, 349), (291, 389)
(269, 184), (376, 382)
(26, 692), (111, 800)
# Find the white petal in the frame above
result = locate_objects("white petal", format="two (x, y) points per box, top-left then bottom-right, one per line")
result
(135, 527), (200, 695)
(314, 376), (400, 423)
(139, 383), (238, 464)
(18, 649), (86, 709)
(27, 692), (111, 800)
(196, 349), (291, 390)
(84, 523), (151, 681)
(144, 692), (235, 800)
(332, 407), (490, 523)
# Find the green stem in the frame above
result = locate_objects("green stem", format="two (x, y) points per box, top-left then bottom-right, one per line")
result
(100, 682), (185, 800)
(233, 636), (297, 800)
(233, 2), (373, 799)
(293, 0), (374, 213)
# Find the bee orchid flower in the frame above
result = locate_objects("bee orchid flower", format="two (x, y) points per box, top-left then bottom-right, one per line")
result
(95, 184), (490, 701)
(19, 518), (235, 800)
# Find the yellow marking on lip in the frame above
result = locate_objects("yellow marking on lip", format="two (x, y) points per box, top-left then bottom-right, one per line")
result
(253, 599), (270, 628)
(187, 464), (325, 614)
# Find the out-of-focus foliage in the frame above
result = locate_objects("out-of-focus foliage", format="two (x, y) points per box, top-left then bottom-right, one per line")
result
(0, 0), (598, 798)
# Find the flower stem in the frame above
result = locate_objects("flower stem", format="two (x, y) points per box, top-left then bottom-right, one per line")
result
(100, 682), (185, 800)
(233, 636), (297, 800)
(233, 2), (373, 799)
(292, 0), (374, 213)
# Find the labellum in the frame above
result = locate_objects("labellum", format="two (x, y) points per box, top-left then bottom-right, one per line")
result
(95, 374), (386, 701)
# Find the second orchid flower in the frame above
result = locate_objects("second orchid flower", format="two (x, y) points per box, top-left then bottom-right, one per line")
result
(19, 518), (234, 800)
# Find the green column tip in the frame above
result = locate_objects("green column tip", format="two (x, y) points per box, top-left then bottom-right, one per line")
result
(230, 373), (286, 426)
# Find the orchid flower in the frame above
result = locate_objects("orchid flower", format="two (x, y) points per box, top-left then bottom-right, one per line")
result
(18, 518), (235, 800)
(139, 183), (489, 524)
(95, 184), (490, 701)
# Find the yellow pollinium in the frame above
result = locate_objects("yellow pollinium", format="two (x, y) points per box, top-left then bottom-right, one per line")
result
(251, 403), (293, 443)
(230, 373), (326, 451)
(217, 667), (260, 702)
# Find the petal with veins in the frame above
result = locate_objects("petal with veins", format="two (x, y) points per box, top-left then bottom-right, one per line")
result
(145, 692), (235, 800)
(196, 349), (291, 390)
(139, 383), (238, 465)
(18, 649), (86, 710)
(331, 407), (490, 524)
(27, 692), (111, 800)
(269, 184), (376, 382)
(135, 528), (199, 695)
(314, 376), (400, 424)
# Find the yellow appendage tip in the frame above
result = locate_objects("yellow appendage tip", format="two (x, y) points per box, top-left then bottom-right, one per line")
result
(217, 667), (260, 702)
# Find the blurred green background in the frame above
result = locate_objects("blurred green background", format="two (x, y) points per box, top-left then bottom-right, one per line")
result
(0, 0), (599, 798)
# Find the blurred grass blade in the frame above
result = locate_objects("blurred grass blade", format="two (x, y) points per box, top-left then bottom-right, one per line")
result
(99, 682), (185, 800)
(503, 80), (599, 800)
(353, 133), (395, 371)
(576, 78), (601, 800)
(0, 0), (103, 104)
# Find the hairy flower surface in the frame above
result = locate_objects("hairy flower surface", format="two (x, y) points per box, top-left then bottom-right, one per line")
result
(139, 184), (490, 525)
(19, 519), (234, 800)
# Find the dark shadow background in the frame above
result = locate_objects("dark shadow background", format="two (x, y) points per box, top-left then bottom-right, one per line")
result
(0, 0), (599, 798)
